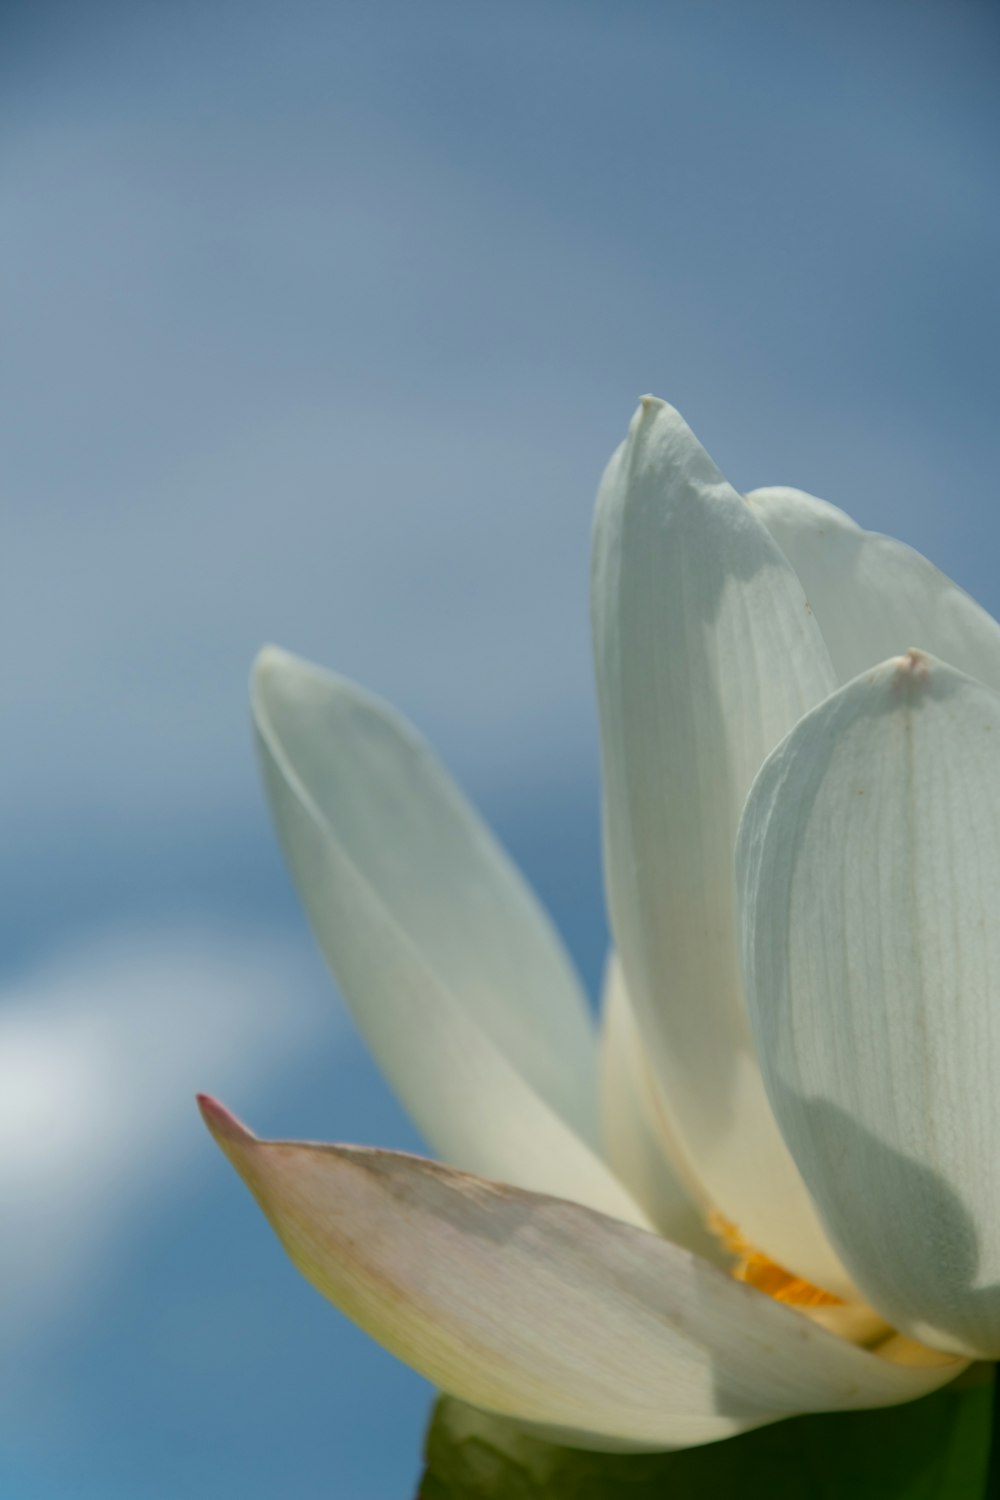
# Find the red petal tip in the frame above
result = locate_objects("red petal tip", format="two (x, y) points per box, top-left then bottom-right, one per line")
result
(196, 1093), (256, 1145)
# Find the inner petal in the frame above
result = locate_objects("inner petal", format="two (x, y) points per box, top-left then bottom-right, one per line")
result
(591, 398), (850, 1295)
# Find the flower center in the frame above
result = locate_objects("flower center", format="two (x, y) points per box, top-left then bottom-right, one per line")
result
(709, 1214), (843, 1307)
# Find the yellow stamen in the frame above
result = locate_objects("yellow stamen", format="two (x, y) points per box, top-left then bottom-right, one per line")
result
(709, 1213), (843, 1308)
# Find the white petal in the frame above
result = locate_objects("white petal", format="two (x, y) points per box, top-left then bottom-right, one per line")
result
(200, 1097), (964, 1452)
(252, 648), (644, 1225)
(599, 955), (724, 1262)
(738, 649), (1000, 1358)
(592, 398), (849, 1291)
(749, 486), (1000, 691)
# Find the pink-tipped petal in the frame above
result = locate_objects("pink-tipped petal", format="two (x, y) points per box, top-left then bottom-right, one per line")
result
(197, 1093), (257, 1146)
(204, 1118), (964, 1450)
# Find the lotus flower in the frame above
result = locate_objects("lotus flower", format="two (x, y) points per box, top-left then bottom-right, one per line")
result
(199, 397), (1000, 1450)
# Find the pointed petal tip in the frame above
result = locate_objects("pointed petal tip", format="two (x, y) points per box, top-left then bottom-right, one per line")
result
(252, 641), (299, 686)
(634, 393), (669, 428)
(893, 647), (931, 681)
(251, 643), (352, 704)
(624, 394), (690, 453)
(853, 649), (939, 702)
(250, 643), (345, 724)
(619, 397), (729, 496)
(197, 1093), (257, 1149)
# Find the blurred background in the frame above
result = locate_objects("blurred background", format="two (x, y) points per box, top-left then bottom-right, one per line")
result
(3, 1), (999, 1494)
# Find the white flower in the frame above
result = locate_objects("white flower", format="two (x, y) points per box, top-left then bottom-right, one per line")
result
(200, 397), (1000, 1451)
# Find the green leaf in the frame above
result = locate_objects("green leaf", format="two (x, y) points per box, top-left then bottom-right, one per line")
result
(417, 1371), (994, 1500)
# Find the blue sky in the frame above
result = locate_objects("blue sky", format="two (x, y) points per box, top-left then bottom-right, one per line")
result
(3, 1), (999, 1494)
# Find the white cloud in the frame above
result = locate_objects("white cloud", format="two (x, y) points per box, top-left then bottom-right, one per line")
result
(0, 922), (332, 1344)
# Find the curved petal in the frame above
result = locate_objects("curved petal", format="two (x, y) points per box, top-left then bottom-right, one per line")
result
(599, 955), (724, 1262)
(252, 648), (643, 1225)
(591, 397), (849, 1292)
(738, 650), (1000, 1358)
(748, 486), (1000, 691)
(199, 1097), (965, 1452)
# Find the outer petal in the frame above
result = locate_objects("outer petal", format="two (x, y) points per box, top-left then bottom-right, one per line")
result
(592, 397), (849, 1292)
(749, 486), (1000, 691)
(738, 650), (1000, 1358)
(199, 1097), (964, 1452)
(252, 648), (643, 1225)
(599, 955), (724, 1263)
